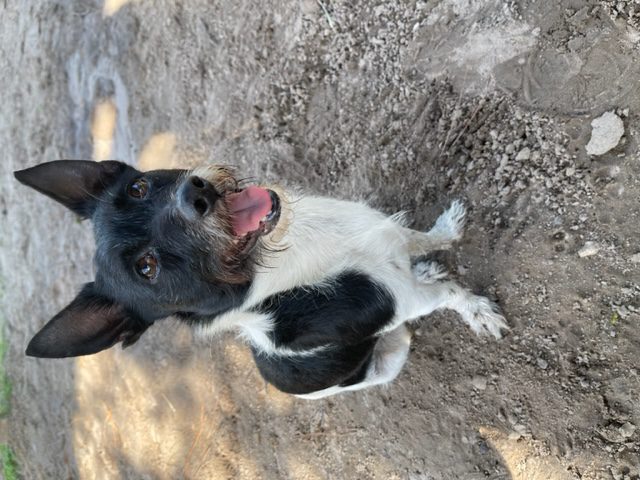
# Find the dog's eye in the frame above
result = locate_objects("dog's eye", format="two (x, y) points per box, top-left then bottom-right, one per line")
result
(128, 178), (149, 199)
(135, 252), (159, 281)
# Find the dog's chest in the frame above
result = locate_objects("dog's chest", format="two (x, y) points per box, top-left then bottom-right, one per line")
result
(201, 196), (409, 355)
(245, 196), (410, 305)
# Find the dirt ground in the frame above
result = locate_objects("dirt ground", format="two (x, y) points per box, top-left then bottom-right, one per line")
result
(1, 0), (639, 478)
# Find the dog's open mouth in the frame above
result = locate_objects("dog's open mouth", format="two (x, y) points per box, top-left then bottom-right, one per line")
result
(226, 186), (281, 252)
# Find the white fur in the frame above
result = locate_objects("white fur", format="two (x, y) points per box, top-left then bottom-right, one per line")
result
(430, 199), (466, 243)
(402, 200), (466, 255)
(412, 261), (448, 284)
(198, 195), (507, 397)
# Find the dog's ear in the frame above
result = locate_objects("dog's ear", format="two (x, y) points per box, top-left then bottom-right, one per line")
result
(14, 160), (129, 218)
(26, 283), (152, 358)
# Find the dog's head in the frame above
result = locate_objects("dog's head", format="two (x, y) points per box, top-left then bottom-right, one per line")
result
(14, 160), (281, 358)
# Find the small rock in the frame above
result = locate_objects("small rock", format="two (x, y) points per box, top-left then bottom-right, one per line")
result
(586, 111), (624, 156)
(598, 422), (637, 443)
(614, 305), (630, 318)
(300, 0), (318, 14)
(630, 253), (640, 263)
(578, 241), (600, 258)
(515, 147), (531, 161)
(512, 424), (528, 436)
(471, 376), (488, 390)
(537, 358), (549, 370)
(611, 468), (624, 480)
(619, 422), (636, 438)
(508, 431), (523, 440)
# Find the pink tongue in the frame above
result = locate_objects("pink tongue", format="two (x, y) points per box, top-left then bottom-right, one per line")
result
(226, 186), (272, 235)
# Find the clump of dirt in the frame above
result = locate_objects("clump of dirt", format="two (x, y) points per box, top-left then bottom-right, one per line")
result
(601, 0), (640, 30)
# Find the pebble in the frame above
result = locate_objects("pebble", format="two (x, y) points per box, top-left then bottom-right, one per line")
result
(585, 111), (624, 156)
(578, 241), (600, 258)
(511, 424), (528, 437)
(630, 253), (640, 263)
(508, 431), (523, 440)
(471, 375), (488, 390)
(537, 358), (549, 369)
(619, 422), (636, 438)
(507, 424), (529, 441)
(515, 147), (531, 161)
(611, 468), (624, 480)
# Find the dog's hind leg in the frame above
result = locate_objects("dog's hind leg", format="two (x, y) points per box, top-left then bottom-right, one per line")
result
(411, 260), (448, 284)
(295, 325), (412, 400)
(405, 200), (466, 255)
(398, 277), (508, 339)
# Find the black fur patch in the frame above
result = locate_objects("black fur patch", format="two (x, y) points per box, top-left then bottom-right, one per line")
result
(251, 339), (376, 394)
(256, 271), (396, 350)
(90, 167), (251, 323)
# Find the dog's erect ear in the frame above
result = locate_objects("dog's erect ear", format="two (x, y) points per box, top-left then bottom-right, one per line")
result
(26, 283), (152, 358)
(14, 160), (129, 218)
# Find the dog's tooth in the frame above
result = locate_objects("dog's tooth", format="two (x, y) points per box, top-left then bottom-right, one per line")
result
(263, 209), (274, 222)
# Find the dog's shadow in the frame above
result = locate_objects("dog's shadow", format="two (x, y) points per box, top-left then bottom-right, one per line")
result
(67, 315), (517, 479)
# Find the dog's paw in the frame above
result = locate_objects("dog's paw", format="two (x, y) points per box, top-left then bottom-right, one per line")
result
(412, 261), (448, 284)
(429, 200), (466, 243)
(463, 297), (508, 339)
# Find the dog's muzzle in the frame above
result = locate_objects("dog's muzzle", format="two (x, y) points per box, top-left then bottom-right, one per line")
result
(177, 175), (221, 219)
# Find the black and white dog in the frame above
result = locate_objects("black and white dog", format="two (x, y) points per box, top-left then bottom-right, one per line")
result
(15, 160), (507, 399)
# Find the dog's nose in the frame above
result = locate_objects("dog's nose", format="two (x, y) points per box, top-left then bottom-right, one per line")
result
(178, 176), (220, 218)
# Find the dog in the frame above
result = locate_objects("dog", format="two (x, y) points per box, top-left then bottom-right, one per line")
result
(15, 160), (507, 399)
